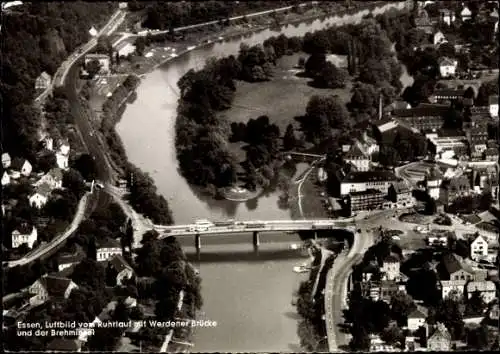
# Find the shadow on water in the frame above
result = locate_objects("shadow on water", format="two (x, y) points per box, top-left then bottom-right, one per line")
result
(284, 311), (301, 321)
(185, 249), (306, 263)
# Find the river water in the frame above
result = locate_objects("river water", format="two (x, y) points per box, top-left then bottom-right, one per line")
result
(116, 2), (412, 352)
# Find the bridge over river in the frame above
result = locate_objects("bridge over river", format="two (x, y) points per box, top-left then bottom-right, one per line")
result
(153, 219), (356, 251)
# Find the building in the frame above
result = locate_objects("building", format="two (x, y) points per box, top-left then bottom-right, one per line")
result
(489, 301), (499, 322)
(2, 171), (10, 186)
(427, 322), (452, 351)
(346, 189), (387, 213)
(391, 105), (448, 131)
(426, 230), (452, 247)
(439, 9), (456, 25)
(415, 9), (434, 34)
(97, 238), (122, 262)
(10, 158), (32, 177)
(84, 53), (110, 74)
(441, 279), (467, 299)
(373, 118), (399, 135)
(58, 251), (86, 271)
(483, 148), (499, 161)
(46, 338), (82, 352)
(428, 135), (468, 159)
(28, 183), (51, 209)
(11, 224), (37, 249)
(468, 127), (489, 158)
(107, 255), (135, 286)
(489, 95), (498, 118)
(429, 89), (465, 104)
(115, 41), (136, 57)
(440, 175), (471, 205)
(58, 140), (70, 155)
(438, 57), (458, 78)
(438, 253), (475, 281)
(433, 31), (447, 45)
(407, 307), (428, 331)
(340, 171), (397, 196)
(388, 180), (413, 207)
(344, 145), (370, 172)
(460, 6), (472, 21)
(466, 281), (497, 304)
(35, 168), (63, 190)
(470, 234), (489, 261)
(29, 275), (78, 305)
(2, 152), (11, 168)
(367, 280), (407, 303)
(381, 254), (404, 281)
(35, 71), (51, 91)
(425, 167), (443, 200)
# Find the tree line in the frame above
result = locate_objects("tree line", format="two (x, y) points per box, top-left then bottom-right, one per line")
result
(1, 2), (117, 161)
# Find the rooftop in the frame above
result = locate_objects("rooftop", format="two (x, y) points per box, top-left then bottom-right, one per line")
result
(349, 188), (386, 197)
(343, 171), (397, 184)
(392, 105), (448, 118)
(97, 237), (121, 249)
(489, 95), (499, 105)
(467, 280), (496, 292)
(109, 254), (133, 273)
(432, 88), (466, 97)
(34, 183), (52, 197)
(39, 275), (75, 297)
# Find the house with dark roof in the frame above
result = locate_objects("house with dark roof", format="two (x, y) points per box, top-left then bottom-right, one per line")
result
(97, 238), (122, 262)
(430, 89), (465, 104)
(391, 105), (448, 132)
(388, 180), (413, 207)
(34, 168), (63, 190)
(340, 171), (397, 196)
(466, 280), (497, 304)
(29, 275), (78, 305)
(58, 250), (86, 271)
(28, 183), (51, 209)
(438, 253), (475, 282)
(427, 322), (451, 351)
(107, 254), (135, 286)
(46, 338), (81, 352)
(407, 306), (428, 331)
(9, 157), (32, 178)
(439, 175), (471, 205)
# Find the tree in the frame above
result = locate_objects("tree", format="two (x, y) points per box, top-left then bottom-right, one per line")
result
(467, 323), (489, 350)
(85, 59), (102, 79)
(390, 292), (416, 327)
(424, 197), (437, 215)
(135, 36), (147, 56)
(283, 124), (297, 151)
(476, 79), (499, 106)
(358, 58), (392, 87)
(378, 145), (400, 167)
(349, 82), (378, 115)
(304, 53), (327, 77)
(62, 169), (87, 198)
(35, 153), (57, 173)
(73, 153), (98, 181)
(350, 325), (371, 351)
(72, 258), (106, 290)
(465, 291), (486, 317)
(315, 62), (348, 89)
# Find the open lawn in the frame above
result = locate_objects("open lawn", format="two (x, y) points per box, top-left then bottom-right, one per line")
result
(222, 52), (353, 132)
(395, 230), (427, 250)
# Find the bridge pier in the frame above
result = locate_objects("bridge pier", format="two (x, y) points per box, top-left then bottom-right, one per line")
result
(253, 231), (260, 251)
(195, 234), (201, 252)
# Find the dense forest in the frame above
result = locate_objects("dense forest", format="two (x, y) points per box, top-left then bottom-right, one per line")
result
(1, 2), (117, 160)
(130, 1), (297, 30)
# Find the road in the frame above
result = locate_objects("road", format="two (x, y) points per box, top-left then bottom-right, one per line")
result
(324, 209), (401, 351)
(6, 193), (90, 268)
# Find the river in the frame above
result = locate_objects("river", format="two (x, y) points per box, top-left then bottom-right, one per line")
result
(116, 2), (412, 352)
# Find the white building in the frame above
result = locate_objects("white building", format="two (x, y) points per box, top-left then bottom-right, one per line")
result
(58, 140), (70, 155)
(438, 57), (458, 78)
(28, 183), (51, 209)
(1, 152), (11, 168)
(345, 145), (370, 172)
(425, 167), (443, 200)
(381, 255), (401, 281)
(97, 238), (122, 262)
(89, 26), (98, 37)
(470, 235), (488, 261)
(115, 41), (136, 57)
(466, 281), (497, 304)
(340, 171), (397, 196)
(489, 95), (498, 119)
(35, 71), (51, 91)
(11, 225), (38, 249)
(433, 31), (447, 45)
(460, 6), (472, 21)
(441, 280), (466, 299)
(2, 171), (10, 186)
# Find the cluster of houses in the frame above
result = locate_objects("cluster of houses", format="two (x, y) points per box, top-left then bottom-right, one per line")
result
(2, 138), (72, 250)
(351, 243), (498, 351)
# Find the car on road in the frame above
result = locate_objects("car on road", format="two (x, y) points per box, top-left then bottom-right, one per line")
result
(190, 219), (214, 232)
